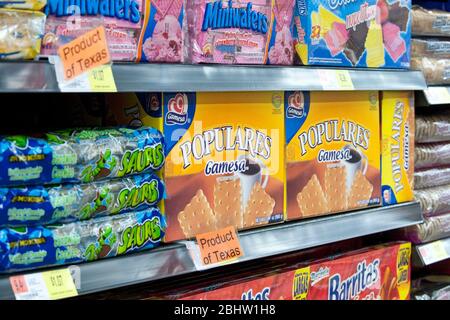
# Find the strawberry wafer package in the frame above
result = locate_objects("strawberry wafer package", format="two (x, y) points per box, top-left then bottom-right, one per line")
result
(41, 0), (183, 62)
(184, 0), (295, 65)
(162, 242), (411, 300)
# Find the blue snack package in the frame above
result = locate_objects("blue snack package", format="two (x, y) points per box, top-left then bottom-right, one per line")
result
(0, 173), (165, 227)
(0, 208), (166, 272)
(0, 127), (165, 187)
(294, 0), (411, 68)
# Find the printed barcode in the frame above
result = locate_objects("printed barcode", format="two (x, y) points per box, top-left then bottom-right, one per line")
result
(93, 70), (104, 81)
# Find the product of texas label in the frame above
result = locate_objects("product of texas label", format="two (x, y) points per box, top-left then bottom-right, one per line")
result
(0, 208), (166, 272)
(0, 173), (165, 227)
(150, 92), (285, 241)
(381, 91), (414, 206)
(285, 91), (380, 220)
(0, 127), (165, 187)
(177, 242), (411, 300)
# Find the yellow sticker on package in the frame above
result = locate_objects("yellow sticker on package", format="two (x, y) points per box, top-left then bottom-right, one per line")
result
(285, 91), (380, 220)
(157, 92), (285, 242)
(381, 91), (414, 206)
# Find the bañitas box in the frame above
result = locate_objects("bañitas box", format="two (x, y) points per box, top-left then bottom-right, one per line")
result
(381, 91), (414, 206)
(157, 92), (285, 242)
(285, 91), (380, 220)
(294, 0), (411, 68)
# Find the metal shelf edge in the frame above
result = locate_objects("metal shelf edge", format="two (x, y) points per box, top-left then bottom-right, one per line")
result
(0, 62), (427, 93)
(0, 202), (422, 299)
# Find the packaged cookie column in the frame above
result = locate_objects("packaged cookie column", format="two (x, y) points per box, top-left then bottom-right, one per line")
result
(381, 91), (414, 206)
(285, 91), (381, 220)
(158, 92), (285, 242)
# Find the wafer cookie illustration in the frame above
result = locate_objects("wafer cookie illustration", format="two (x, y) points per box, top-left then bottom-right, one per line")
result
(347, 170), (373, 209)
(242, 182), (275, 228)
(214, 178), (243, 229)
(178, 189), (217, 238)
(324, 166), (348, 212)
(297, 174), (328, 217)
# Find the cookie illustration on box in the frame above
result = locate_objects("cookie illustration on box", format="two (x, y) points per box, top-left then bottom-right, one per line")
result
(285, 91), (381, 220)
(155, 92), (285, 242)
(293, 0), (411, 68)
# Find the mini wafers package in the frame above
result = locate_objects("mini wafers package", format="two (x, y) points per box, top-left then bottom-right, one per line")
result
(416, 111), (450, 143)
(412, 5), (450, 37)
(148, 92), (285, 242)
(184, 0), (295, 65)
(381, 91), (414, 206)
(294, 0), (411, 68)
(0, 9), (46, 60)
(0, 173), (165, 227)
(415, 184), (450, 217)
(41, 0), (184, 62)
(415, 167), (450, 190)
(0, 127), (165, 187)
(404, 212), (450, 244)
(0, 208), (166, 272)
(286, 91), (380, 220)
(177, 242), (411, 300)
(0, 0), (46, 10)
(415, 143), (450, 169)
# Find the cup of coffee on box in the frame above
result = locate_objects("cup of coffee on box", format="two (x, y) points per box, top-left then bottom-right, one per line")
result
(341, 145), (368, 190)
(236, 155), (269, 210)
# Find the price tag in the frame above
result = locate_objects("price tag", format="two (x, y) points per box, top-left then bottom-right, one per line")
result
(191, 226), (244, 268)
(57, 26), (111, 81)
(418, 241), (449, 265)
(424, 87), (450, 105)
(88, 64), (117, 92)
(317, 69), (354, 90)
(10, 269), (78, 300)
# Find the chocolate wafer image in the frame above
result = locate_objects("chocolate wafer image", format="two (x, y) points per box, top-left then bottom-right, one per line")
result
(242, 182), (275, 228)
(178, 189), (217, 238)
(343, 22), (369, 65)
(388, 2), (409, 32)
(297, 174), (328, 217)
(347, 170), (373, 209)
(324, 166), (348, 212)
(214, 178), (243, 229)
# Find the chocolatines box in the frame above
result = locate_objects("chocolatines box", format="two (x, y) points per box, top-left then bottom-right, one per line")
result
(286, 91), (381, 220)
(179, 242), (411, 300)
(294, 0), (411, 68)
(152, 92), (285, 242)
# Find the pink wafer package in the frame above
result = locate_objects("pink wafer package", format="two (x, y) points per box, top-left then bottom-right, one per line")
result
(184, 0), (295, 65)
(41, 0), (183, 62)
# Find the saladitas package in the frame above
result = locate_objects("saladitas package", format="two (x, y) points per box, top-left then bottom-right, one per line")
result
(381, 91), (414, 206)
(294, 0), (411, 68)
(148, 92), (285, 242)
(286, 91), (381, 220)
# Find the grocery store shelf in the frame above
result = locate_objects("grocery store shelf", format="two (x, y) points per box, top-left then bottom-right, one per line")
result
(0, 61), (427, 93)
(413, 237), (450, 267)
(0, 202), (422, 299)
(417, 87), (450, 106)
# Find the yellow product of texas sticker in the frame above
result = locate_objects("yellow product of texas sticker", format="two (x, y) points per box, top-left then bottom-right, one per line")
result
(292, 267), (310, 300)
(396, 243), (411, 300)
(381, 91), (414, 206)
(285, 91), (381, 220)
(159, 92), (285, 242)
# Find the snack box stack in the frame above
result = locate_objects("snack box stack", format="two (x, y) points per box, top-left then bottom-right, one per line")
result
(400, 109), (450, 245)
(0, 0), (47, 60)
(0, 127), (167, 273)
(141, 242), (412, 300)
(293, 0), (411, 69)
(411, 4), (450, 85)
